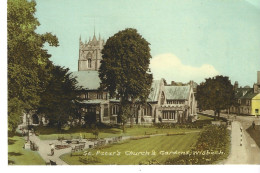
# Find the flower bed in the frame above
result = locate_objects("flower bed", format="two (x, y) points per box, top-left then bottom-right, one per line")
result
(55, 145), (71, 150)
(154, 123), (205, 129)
(130, 135), (150, 140)
(79, 155), (100, 164)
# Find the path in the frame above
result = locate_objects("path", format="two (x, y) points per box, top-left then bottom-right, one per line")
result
(29, 134), (70, 165)
(221, 121), (248, 164)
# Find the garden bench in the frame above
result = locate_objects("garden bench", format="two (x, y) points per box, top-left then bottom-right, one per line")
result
(30, 141), (39, 151)
(71, 143), (85, 152)
(94, 139), (106, 147)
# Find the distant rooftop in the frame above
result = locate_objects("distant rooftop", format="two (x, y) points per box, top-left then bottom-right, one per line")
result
(235, 88), (258, 99)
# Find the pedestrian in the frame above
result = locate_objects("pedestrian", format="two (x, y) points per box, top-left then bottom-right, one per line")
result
(252, 121), (255, 130)
(50, 143), (55, 156)
(240, 126), (243, 132)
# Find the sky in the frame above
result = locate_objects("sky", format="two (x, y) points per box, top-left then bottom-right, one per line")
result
(34, 0), (260, 86)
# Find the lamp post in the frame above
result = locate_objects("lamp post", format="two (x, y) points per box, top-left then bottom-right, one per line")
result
(24, 113), (31, 149)
(27, 114), (30, 142)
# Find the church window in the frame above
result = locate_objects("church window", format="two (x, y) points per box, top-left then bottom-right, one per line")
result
(112, 105), (119, 115)
(160, 92), (165, 105)
(143, 104), (152, 116)
(97, 92), (103, 99)
(88, 59), (92, 68)
(85, 93), (89, 99)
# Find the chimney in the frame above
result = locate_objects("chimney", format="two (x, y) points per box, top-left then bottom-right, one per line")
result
(257, 71), (260, 84)
(234, 81), (238, 90)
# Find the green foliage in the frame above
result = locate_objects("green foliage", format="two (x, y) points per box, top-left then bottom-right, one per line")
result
(8, 0), (59, 131)
(79, 155), (100, 164)
(165, 125), (230, 165)
(99, 28), (153, 125)
(37, 66), (81, 128)
(139, 159), (160, 165)
(197, 76), (235, 117)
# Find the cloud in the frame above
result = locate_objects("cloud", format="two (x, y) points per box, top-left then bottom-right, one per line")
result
(150, 53), (219, 84)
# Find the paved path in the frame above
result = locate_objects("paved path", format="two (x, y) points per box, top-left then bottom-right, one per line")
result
(29, 134), (70, 165)
(221, 121), (249, 164)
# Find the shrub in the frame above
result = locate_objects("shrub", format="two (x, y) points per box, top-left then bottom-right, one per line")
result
(79, 155), (100, 164)
(139, 159), (160, 165)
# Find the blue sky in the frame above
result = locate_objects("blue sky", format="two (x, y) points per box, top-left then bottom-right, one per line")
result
(34, 0), (260, 86)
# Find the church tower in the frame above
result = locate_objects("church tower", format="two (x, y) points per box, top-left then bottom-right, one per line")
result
(78, 32), (105, 71)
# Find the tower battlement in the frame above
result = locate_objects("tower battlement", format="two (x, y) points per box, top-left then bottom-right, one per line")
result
(78, 33), (105, 71)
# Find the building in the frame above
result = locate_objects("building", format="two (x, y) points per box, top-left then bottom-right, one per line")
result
(78, 33), (105, 71)
(72, 33), (197, 125)
(229, 71), (260, 116)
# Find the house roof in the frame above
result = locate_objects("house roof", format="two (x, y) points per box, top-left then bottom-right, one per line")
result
(235, 88), (257, 99)
(71, 71), (100, 90)
(165, 85), (190, 100)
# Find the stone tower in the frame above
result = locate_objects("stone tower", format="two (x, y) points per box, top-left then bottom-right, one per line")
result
(78, 33), (105, 71)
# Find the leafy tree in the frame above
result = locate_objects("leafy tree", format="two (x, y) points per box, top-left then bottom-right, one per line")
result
(197, 75), (235, 119)
(99, 28), (153, 130)
(37, 65), (81, 130)
(8, 0), (58, 131)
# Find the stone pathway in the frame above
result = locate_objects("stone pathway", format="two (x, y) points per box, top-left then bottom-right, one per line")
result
(220, 121), (249, 164)
(29, 134), (70, 165)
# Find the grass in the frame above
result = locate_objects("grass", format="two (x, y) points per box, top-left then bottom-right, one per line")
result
(60, 132), (200, 165)
(8, 135), (45, 165)
(35, 125), (200, 140)
(197, 114), (214, 121)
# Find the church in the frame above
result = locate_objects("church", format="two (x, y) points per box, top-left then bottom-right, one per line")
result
(72, 33), (198, 125)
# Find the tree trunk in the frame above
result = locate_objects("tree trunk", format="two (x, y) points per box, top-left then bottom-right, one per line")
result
(214, 110), (217, 120)
(122, 122), (126, 133)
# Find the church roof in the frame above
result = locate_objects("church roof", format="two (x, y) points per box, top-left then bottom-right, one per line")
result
(165, 85), (190, 100)
(71, 71), (100, 90)
(147, 80), (161, 102)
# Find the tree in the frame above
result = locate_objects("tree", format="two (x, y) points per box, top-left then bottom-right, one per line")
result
(99, 28), (153, 130)
(196, 75), (235, 119)
(8, 0), (59, 131)
(37, 65), (81, 130)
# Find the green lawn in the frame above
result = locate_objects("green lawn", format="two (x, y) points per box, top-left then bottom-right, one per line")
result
(60, 132), (200, 165)
(8, 135), (45, 165)
(197, 114), (214, 121)
(36, 126), (199, 140)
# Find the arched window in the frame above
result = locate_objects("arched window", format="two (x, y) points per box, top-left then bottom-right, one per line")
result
(88, 59), (91, 68)
(160, 92), (165, 105)
(112, 105), (119, 115)
(143, 104), (152, 116)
